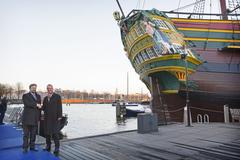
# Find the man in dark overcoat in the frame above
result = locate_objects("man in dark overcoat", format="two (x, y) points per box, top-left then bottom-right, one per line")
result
(42, 84), (62, 156)
(22, 83), (41, 153)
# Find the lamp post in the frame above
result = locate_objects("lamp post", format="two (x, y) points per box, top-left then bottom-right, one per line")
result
(181, 53), (192, 127)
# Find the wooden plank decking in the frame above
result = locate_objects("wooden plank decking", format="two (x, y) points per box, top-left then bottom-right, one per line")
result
(58, 123), (240, 160)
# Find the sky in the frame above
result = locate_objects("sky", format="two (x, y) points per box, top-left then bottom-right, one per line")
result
(0, 0), (222, 93)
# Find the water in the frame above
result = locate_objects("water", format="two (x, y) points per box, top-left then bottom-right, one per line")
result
(62, 104), (139, 139)
(8, 103), (150, 139)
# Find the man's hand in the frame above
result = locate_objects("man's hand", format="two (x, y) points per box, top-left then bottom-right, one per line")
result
(37, 104), (42, 109)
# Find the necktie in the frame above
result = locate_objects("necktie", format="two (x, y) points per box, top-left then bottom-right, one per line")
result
(32, 93), (37, 100)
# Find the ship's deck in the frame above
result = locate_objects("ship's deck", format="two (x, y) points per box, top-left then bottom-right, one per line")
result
(59, 123), (240, 160)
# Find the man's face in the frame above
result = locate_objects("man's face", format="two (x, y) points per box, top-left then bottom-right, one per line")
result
(47, 85), (53, 94)
(30, 86), (37, 93)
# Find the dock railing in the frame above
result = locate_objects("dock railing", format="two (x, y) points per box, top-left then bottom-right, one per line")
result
(4, 106), (23, 126)
(230, 108), (240, 122)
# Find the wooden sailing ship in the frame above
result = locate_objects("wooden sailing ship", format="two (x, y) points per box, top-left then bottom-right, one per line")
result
(114, 0), (240, 123)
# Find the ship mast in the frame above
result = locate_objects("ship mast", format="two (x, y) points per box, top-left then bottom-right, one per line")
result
(220, 0), (228, 20)
(115, 0), (125, 18)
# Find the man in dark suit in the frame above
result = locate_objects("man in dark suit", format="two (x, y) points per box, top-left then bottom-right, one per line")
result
(42, 84), (62, 156)
(22, 84), (41, 153)
(0, 96), (7, 125)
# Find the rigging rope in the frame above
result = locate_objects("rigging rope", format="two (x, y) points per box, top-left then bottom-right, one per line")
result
(135, 0), (146, 10)
(142, 0), (146, 9)
(228, 0), (240, 66)
(171, 0), (205, 12)
(192, 0), (206, 19)
(168, 107), (185, 113)
(204, 0), (212, 50)
(190, 106), (224, 113)
(157, 106), (224, 114)
(136, 0), (140, 9)
(231, 0), (240, 30)
(177, 0), (182, 12)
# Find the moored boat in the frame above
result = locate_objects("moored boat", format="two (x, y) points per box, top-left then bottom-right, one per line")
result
(112, 100), (139, 106)
(126, 105), (145, 117)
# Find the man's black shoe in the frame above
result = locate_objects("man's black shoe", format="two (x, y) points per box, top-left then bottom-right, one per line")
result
(22, 148), (28, 153)
(53, 150), (59, 156)
(43, 147), (51, 152)
(30, 148), (38, 152)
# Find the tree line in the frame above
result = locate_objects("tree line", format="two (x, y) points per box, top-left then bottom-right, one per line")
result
(0, 82), (150, 102)
(0, 82), (25, 99)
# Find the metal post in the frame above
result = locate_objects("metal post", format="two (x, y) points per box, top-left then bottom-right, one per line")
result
(224, 104), (230, 123)
(182, 54), (192, 127)
(185, 57), (192, 127)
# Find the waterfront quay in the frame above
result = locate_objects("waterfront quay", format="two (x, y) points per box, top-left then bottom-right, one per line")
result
(1, 122), (240, 160)
(59, 123), (240, 160)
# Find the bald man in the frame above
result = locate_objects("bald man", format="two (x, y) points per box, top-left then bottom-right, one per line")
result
(42, 84), (62, 156)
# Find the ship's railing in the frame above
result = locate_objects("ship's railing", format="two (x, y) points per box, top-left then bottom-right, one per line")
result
(125, 9), (240, 20)
(162, 11), (240, 20)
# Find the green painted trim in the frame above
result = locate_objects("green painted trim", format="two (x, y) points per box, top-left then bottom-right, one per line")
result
(179, 30), (240, 40)
(171, 18), (240, 24)
(135, 54), (202, 72)
(139, 66), (195, 79)
(137, 59), (198, 74)
(177, 27), (240, 33)
(147, 71), (180, 92)
(161, 90), (178, 94)
(189, 41), (240, 49)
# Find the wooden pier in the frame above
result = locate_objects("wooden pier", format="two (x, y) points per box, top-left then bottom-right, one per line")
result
(58, 123), (240, 160)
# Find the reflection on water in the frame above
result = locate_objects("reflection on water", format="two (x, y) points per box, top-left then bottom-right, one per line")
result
(62, 104), (138, 139)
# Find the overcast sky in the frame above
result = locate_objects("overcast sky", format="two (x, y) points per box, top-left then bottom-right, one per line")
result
(0, 0), (221, 93)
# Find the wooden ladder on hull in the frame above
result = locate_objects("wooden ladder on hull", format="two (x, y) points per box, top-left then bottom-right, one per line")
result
(150, 76), (171, 125)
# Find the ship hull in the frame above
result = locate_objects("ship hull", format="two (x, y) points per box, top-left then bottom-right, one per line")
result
(150, 17), (240, 123)
(152, 47), (240, 123)
(156, 90), (240, 123)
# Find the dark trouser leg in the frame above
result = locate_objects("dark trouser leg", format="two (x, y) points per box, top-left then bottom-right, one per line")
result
(52, 133), (60, 151)
(45, 135), (51, 149)
(29, 125), (37, 149)
(23, 125), (30, 149)
(0, 111), (5, 123)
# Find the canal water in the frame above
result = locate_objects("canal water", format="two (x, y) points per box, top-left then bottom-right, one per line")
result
(8, 104), (150, 139)
(62, 104), (141, 139)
